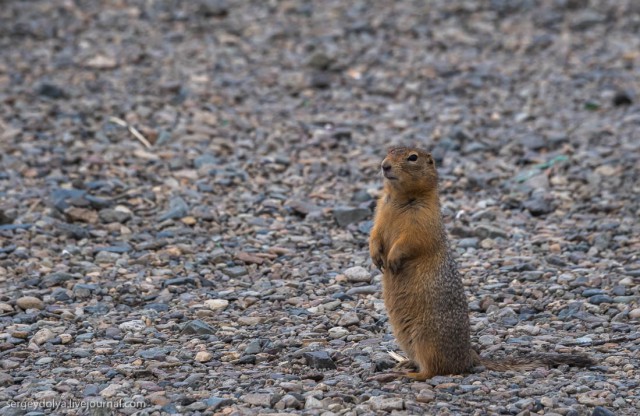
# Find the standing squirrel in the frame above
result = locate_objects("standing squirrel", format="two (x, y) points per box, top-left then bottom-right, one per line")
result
(369, 146), (592, 381)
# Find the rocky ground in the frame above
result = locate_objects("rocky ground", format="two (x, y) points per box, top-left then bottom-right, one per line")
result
(0, 0), (639, 415)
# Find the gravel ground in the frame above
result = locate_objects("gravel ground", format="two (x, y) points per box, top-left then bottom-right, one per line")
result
(1, 1), (639, 415)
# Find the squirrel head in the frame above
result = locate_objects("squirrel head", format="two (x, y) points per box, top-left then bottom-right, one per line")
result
(381, 146), (438, 198)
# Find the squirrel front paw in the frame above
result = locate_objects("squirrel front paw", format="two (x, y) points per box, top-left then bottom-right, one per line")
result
(370, 240), (384, 271)
(372, 253), (384, 271)
(387, 256), (404, 275)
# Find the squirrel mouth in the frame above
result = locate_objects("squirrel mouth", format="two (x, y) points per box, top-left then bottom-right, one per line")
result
(383, 172), (397, 180)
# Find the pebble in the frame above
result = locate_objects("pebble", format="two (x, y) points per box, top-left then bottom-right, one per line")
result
(366, 397), (404, 411)
(343, 266), (371, 283)
(591, 407), (616, 416)
(303, 351), (337, 369)
(224, 266), (248, 278)
(244, 340), (262, 354)
(181, 320), (216, 335)
(203, 397), (234, 410)
(16, 296), (44, 310)
(238, 316), (263, 326)
(35, 357), (54, 365)
(275, 394), (303, 410)
(300, 396), (322, 409)
(416, 390), (435, 403)
(588, 295), (614, 305)
(59, 334), (73, 344)
(0, 303), (14, 313)
(458, 237), (479, 248)
(119, 320), (146, 332)
(158, 196), (189, 221)
(138, 347), (169, 360)
(242, 393), (276, 407)
(195, 351), (213, 362)
(337, 312), (359, 326)
(333, 206), (370, 227)
(479, 335), (497, 345)
(523, 197), (553, 216)
(99, 384), (121, 398)
(204, 299), (229, 310)
(619, 277), (633, 286)
(328, 327), (349, 339)
(345, 285), (378, 296)
(31, 328), (55, 345)
(0, 372), (14, 386)
(99, 206), (132, 223)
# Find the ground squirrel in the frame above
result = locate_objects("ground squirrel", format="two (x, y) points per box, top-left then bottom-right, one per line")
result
(369, 146), (592, 381)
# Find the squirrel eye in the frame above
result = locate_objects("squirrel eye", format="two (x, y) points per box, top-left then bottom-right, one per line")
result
(407, 154), (418, 162)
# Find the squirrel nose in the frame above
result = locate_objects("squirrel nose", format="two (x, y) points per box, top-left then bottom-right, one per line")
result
(382, 163), (391, 172)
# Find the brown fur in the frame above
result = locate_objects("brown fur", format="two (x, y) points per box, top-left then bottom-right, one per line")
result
(370, 146), (592, 381)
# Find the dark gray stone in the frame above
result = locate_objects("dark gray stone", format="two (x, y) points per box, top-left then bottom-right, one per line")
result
(98, 208), (132, 224)
(523, 197), (553, 216)
(458, 237), (479, 248)
(310, 71), (331, 89)
(181, 320), (216, 335)
(41, 272), (75, 287)
(224, 266), (247, 278)
(76, 333), (94, 342)
(582, 289), (606, 297)
(158, 196), (189, 221)
(137, 347), (170, 360)
(591, 407), (616, 416)
(37, 83), (68, 99)
(194, 154), (219, 168)
(163, 277), (197, 287)
(144, 303), (169, 312)
(346, 285), (377, 296)
(588, 295), (614, 305)
(197, 0), (229, 17)
(50, 288), (70, 301)
(333, 206), (370, 227)
(85, 304), (110, 315)
(303, 350), (337, 370)
(203, 397), (233, 410)
(244, 340), (262, 355)
(93, 245), (132, 254)
(73, 283), (98, 298)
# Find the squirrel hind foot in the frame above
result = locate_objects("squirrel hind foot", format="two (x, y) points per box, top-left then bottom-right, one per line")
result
(403, 370), (436, 381)
(394, 359), (419, 370)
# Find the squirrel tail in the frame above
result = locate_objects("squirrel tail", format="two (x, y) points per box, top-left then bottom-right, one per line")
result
(471, 350), (593, 372)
